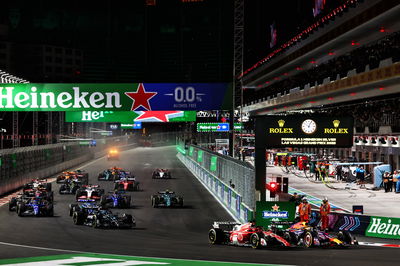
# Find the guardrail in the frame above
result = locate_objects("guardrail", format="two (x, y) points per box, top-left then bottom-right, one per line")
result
(0, 135), (135, 196)
(177, 150), (254, 223)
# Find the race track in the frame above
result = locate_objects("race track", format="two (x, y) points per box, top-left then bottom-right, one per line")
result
(0, 146), (399, 266)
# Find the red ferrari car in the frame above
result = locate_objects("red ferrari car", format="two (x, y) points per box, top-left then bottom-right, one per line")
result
(208, 222), (291, 249)
(114, 176), (140, 191)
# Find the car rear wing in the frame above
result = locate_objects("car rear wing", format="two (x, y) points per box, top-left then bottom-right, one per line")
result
(212, 221), (241, 230)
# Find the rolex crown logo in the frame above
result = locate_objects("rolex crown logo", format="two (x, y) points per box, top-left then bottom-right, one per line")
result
(278, 119), (285, 127)
(333, 120), (340, 128)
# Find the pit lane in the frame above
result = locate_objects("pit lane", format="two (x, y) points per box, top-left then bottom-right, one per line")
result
(0, 146), (399, 266)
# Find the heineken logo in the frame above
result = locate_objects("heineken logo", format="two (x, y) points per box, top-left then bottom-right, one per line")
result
(0, 86), (122, 109)
(366, 217), (400, 239)
(262, 211), (289, 219)
(0, 83), (232, 111)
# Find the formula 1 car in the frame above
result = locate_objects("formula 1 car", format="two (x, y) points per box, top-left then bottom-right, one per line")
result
(107, 148), (120, 160)
(69, 202), (102, 216)
(151, 190), (183, 208)
(100, 191), (131, 208)
(114, 175), (140, 191)
(71, 204), (135, 228)
(98, 167), (125, 181)
(283, 222), (358, 248)
(15, 197), (54, 217)
(75, 185), (104, 202)
(59, 179), (83, 195)
(208, 222), (291, 249)
(152, 169), (171, 179)
(23, 179), (52, 193)
(56, 170), (89, 184)
(8, 194), (33, 212)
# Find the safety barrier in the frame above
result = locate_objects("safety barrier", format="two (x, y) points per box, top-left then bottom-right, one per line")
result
(177, 152), (254, 223)
(180, 144), (255, 209)
(0, 135), (135, 196)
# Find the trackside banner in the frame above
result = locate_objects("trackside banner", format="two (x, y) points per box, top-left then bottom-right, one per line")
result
(0, 83), (232, 111)
(366, 216), (400, 239)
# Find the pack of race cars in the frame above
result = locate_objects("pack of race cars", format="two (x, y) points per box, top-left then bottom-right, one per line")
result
(8, 166), (184, 229)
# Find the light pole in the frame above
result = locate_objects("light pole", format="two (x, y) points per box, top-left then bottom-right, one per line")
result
(0, 128), (6, 150)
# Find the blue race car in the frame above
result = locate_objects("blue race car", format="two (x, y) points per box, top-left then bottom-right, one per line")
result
(16, 197), (54, 217)
(100, 191), (131, 208)
(151, 190), (183, 208)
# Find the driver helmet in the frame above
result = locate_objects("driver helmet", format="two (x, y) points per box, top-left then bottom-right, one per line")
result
(323, 197), (328, 203)
(302, 197), (308, 202)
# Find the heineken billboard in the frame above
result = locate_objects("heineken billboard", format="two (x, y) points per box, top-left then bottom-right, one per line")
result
(255, 201), (296, 229)
(66, 111), (196, 123)
(366, 216), (400, 240)
(197, 123), (243, 132)
(0, 83), (232, 111)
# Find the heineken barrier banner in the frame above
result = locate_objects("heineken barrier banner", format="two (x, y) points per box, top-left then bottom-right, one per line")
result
(256, 115), (354, 148)
(255, 201), (296, 229)
(210, 156), (218, 171)
(66, 110), (196, 123)
(0, 83), (232, 111)
(309, 210), (370, 235)
(366, 216), (400, 239)
(197, 122), (243, 132)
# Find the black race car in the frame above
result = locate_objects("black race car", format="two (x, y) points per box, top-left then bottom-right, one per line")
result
(59, 179), (83, 194)
(100, 191), (131, 208)
(152, 169), (172, 179)
(151, 190), (183, 208)
(15, 197), (54, 217)
(71, 204), (135, 229)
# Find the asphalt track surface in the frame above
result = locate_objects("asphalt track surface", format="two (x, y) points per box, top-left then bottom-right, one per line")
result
(1, 146), (400, 266)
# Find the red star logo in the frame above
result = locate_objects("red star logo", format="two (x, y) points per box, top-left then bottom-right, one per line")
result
(272, 204), (280, 211)
(125, 83), (157, 111)
(135, 111), (183, 122)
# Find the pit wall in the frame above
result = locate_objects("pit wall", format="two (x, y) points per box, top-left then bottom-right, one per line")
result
(177, 151), (254, 223)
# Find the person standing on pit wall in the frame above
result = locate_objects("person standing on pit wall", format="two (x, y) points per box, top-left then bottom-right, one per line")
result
(298, 198), (311, 223)
(392, 170), (399, 193)
(383, 171), (391, 192)
(320, 198), (331, 231)
(356, 165), (366, 188)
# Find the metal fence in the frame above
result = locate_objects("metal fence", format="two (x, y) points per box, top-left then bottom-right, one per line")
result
(185, 144), (255, 209)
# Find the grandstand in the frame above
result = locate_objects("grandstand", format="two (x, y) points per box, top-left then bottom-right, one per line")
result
(241, 0), (400, 170)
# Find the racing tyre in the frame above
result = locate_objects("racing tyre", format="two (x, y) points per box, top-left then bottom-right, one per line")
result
(46, 183), (52, 192)
(47, 205), (54, 217)
(303, 231), (314, 248)
(178, 197), (184, 207)
(337, 231), (353, 245)
(100, 195), (108, 206)
(59, 185), (66, 194)
(125, 196), (131, 208)
(69, 204), (78, 216)
(151, 196), (158, 208)
(72, 211), (84, 225)
(208, 228), (223, 244)
(250, 233), (262, 249)
(17, 203), (25, 217)
(8, 198), (16, 211)
(72, 186), (79, 194)
(92, 216), (101, 228)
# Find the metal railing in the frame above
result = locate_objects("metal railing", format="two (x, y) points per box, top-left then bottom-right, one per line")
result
(184, 144), (255, 208)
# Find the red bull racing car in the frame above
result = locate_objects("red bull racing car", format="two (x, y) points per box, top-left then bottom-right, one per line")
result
(284, 222), (358, 248)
